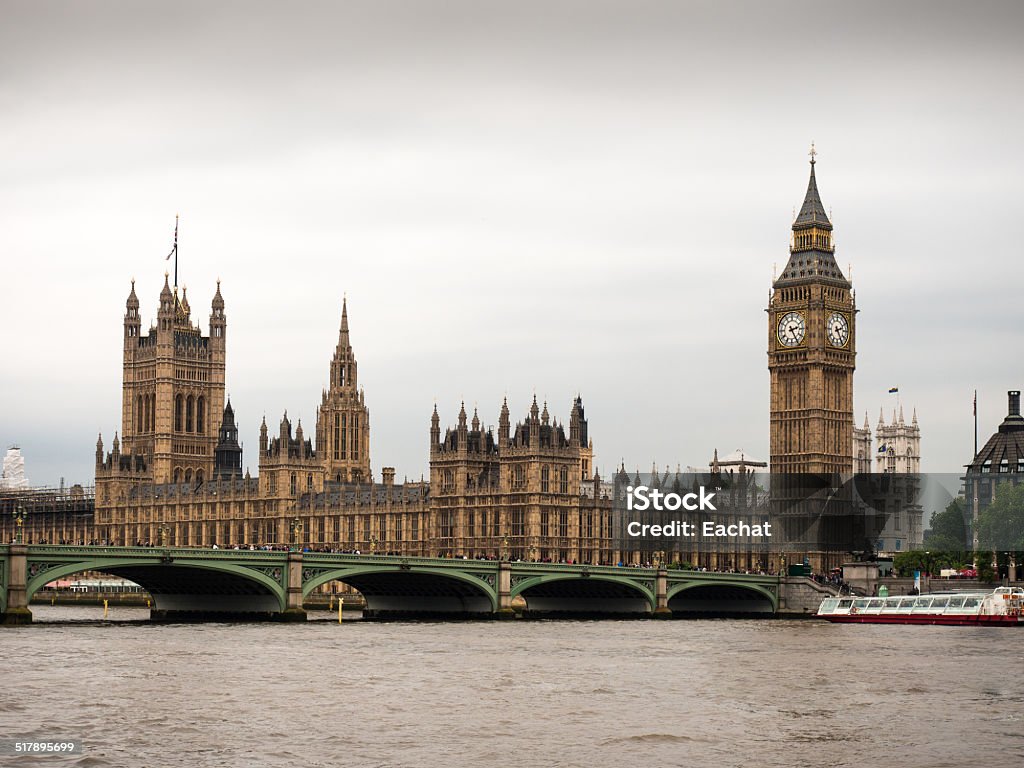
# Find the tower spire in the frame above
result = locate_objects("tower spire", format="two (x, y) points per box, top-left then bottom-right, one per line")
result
(794, 145), (830, 229)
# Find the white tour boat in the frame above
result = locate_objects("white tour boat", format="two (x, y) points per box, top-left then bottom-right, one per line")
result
(817, 587), (1024, 625)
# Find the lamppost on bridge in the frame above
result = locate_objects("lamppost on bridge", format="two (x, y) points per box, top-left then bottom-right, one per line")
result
(501, 536), (510, 562)
(158, 525), (170, 548)
(13, 504), (25, 544)
(369, 536), (378, 555)
(289, 517), (303, 551)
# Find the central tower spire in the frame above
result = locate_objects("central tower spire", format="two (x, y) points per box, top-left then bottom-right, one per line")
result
(317, 296), (371, 483)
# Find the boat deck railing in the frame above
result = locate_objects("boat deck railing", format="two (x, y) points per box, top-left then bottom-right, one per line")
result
(818, 589), (1024, 617)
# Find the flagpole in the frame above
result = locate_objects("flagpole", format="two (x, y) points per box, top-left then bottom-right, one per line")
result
(973, 389), (978, 459)
(174, 214), (179, 290)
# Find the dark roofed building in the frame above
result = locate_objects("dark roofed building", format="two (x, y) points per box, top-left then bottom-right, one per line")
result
(964, 390), (1024, 540)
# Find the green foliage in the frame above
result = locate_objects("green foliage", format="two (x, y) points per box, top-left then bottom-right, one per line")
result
(923, 498), (969, 552)
(669, 561), (695, 571)
(976, 559), (997, 584)
(976, 482), (1024, 554)
(893, 549), (968, 576)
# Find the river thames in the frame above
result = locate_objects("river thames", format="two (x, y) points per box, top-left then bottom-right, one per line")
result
(3, 606), (1023, 767)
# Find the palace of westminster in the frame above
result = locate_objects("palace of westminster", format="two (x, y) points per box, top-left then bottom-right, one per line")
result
(2, 155), (929, 566)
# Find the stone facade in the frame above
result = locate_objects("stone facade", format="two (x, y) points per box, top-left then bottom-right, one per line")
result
(768, 155), (856, 476)
(79, 279), (614, 562)
(429, 397), (613, 563)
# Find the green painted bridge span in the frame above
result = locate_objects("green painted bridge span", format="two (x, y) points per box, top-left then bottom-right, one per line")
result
(0, 544), (781, 623)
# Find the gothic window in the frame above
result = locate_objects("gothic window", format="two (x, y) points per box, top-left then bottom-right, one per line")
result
(559, 510), (568, 537)
(341, 414), (347, 460)
(334, 414), (340, 460)
(541, 511), (550, 536)
(559, 467), (568, 494)
(363, 516), (371, 542)
(379, 518), (386, 542)
(347, 517), (355, 544)
(197, 397), (205, 434)
(174, 468), (182, 483)
(186, 395), (194, 433)
(185, 469), (193, 483)
(541, 465), (550, 493)
(136, 395), (143, 432)
(510, 509), (524, 537)
(468, 512), (475, 537)
(307, 473), (313, 491)
(395, 515), (403, 542)
(196, 469), (204, 485)
(290, 473), (297, 495)
(479, 511), (487, 538)
(353, 415), (360, 461)
(175, 395), (183, 432)
(411, 515), (419, 541)
(269, 474), (277, 493)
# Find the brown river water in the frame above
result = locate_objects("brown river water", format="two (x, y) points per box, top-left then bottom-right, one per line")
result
(2, 605), (1023, 767)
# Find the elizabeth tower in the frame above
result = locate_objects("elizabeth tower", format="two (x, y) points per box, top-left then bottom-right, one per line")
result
(768, 150), (855, 476)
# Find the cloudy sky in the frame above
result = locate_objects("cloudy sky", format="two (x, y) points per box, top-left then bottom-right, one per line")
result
(2, 0), (1022, 487)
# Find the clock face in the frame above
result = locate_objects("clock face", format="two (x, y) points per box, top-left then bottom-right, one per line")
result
(826, 312), (850, 347)
(777, 311), (805, 347)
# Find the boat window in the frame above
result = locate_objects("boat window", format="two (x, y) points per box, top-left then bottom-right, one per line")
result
(854, 599), (869, 609)
(837, 599), (853, 609)
(913, 598), (931, 608)
(867, 599), (882, 608)
(821, 599), (838, 612)
(884, 598), (900, 608)
(963, 597), (979, 608)
(931, 597), (949, 608)
(898, 599), (915, 609)
(947, 597), (965, 608)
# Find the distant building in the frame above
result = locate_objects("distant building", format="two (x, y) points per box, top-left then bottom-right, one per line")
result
(850, 406), (924, 554)
(0, 447), (29, 490)
(963, 390), (1024, 547)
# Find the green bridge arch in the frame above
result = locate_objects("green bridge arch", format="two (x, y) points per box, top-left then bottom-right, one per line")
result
(666, 579), (778, 612)
(301, 564), (499, 613)
(510, 572), (656, 614)
(24, 556), (288, 613)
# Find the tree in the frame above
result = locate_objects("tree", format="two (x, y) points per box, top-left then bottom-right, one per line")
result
(923, 498), (969, 553)
(976, 482), (1024, 554)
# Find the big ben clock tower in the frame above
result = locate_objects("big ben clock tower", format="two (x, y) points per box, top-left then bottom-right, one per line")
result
(769, 147), (855, 477)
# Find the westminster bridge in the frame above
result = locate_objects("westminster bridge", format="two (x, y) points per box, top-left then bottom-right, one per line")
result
(0, 544), (817, 624)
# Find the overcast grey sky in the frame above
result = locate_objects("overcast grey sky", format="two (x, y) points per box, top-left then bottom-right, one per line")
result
(2, 0), (1022, 487)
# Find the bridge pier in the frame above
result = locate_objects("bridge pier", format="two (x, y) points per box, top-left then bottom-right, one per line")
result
(2, 544), (32, 625)
(653, 567), (672, 619)
(495, 560), (515, 619)
(280, 550), (307, 621)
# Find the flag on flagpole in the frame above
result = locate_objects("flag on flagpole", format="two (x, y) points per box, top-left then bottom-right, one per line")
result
(166, 215), (178, 260)
(888, 387), (899, 394)
(973, 389), (977, 416)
